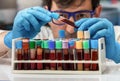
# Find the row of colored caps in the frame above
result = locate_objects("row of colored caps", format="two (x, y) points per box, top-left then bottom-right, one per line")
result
(77, 31), (90, 39)
(59, 30), (90, 40)
(16, 39), (98, 50)
(15, 39), (42, 49)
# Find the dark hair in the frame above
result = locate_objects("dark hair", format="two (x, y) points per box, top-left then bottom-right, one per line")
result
(42, 0), (100, 10)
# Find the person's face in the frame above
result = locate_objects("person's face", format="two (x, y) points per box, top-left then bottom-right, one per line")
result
(48, 0), (102, 38)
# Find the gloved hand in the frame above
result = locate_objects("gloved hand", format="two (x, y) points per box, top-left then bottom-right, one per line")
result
(4, 6), (59, 48)
(75, 18), (120, 63)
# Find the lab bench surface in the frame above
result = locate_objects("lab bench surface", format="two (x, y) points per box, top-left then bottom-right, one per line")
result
(0, 58), (120, 81)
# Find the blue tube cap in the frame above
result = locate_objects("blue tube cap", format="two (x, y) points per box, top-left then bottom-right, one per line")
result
(59, 30), (65, 38)
(48, 40), (55, 50)
(68, 39), (75, 48)
(15, 40), (22, 49)
(91, 39), (98, 49)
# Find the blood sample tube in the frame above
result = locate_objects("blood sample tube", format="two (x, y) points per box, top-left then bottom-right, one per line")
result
(29, 40), (36, 70)
(43, 40), (50, 70)
(55, 40), (63, 70)
(62, 40), (69, 70)
(59, 16), (78, 28)
(15, 40), (23, 70)
(48, 40), (56, 70)
(75, 40), (83, 70)
(68, 40), (76, 70)
(22, 38), (29, 70)
(83, 40), (91, 71)
(90, 39), (99, 71)
(36, 40), (43, 70)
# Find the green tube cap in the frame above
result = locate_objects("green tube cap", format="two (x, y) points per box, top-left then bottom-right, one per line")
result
(83, 40), (89, 49)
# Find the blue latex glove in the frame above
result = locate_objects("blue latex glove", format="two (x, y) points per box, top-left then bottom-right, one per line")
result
(75, 18), (120, 63)
(4, 6), (59, 48)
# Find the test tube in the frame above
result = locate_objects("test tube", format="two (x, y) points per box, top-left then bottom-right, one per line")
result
(62, 40), (69, 70)
(83, 40), (91, 71)
(90, 39), (99, 71)
(22, 38), (29, 70)
(29, 40), (36, 70)
(76, 40), (83, 70)
(59, 16), (78, 28)
(55, 40), (63, 70)
(48, 40), (56, 70)
(36, 40), (43, 70)
(68, 39), (77, 70)
(15, 40), (23, 70)
(43, 40), (50, 70)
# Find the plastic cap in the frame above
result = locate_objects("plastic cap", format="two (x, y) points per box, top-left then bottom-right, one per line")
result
(55, 40), (62, 49)
(41, 40), (44, 48)
(91, 40), (98, 49)
(76, 40), (83, 49)
(59, 30), (65, 38)
(36, 40), (42, 46)
(84, 31), (90, 39)
(29, 40), (35, 49)
(48, 40), (55, 50)
(43, 40), (49, 49)
(62, 40), (68, 49)
(22, 38), (29, 49)
(77, 31), (84, 39)
(83, 40), (90, 49)
(15, 40), (22, 49)
(68, 40), (75, 48)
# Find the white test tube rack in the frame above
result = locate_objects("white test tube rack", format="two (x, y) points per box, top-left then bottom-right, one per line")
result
(12, 38), (106, 74)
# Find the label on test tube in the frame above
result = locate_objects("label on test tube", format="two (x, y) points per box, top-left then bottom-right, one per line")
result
(15, 40), (23, 70)
(43, 40), (50, 70)
(48, 40), (56, 70)
(69, 40), (76, 70)
(29, 40), (36, 60)
(29, 40), (36, 70)
(36, 40), (43, 70)
(76, 40), (83, 70)
(62, 40), (69, 70)
(90, 39), (99, 71)
(83, 40), (91, 71)
(22, 38), (29, 70)
(55, 40), (63, 70)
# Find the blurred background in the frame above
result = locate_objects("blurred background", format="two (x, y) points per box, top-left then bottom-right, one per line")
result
(0, 0), (42, 30)
(0, 0), (120, 30)
(100, 0), (120, 26)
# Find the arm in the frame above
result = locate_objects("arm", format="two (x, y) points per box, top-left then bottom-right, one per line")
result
(4, 6), (59, 48)
(1, 6), (59, 58)
(0, 31), (10, 57)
